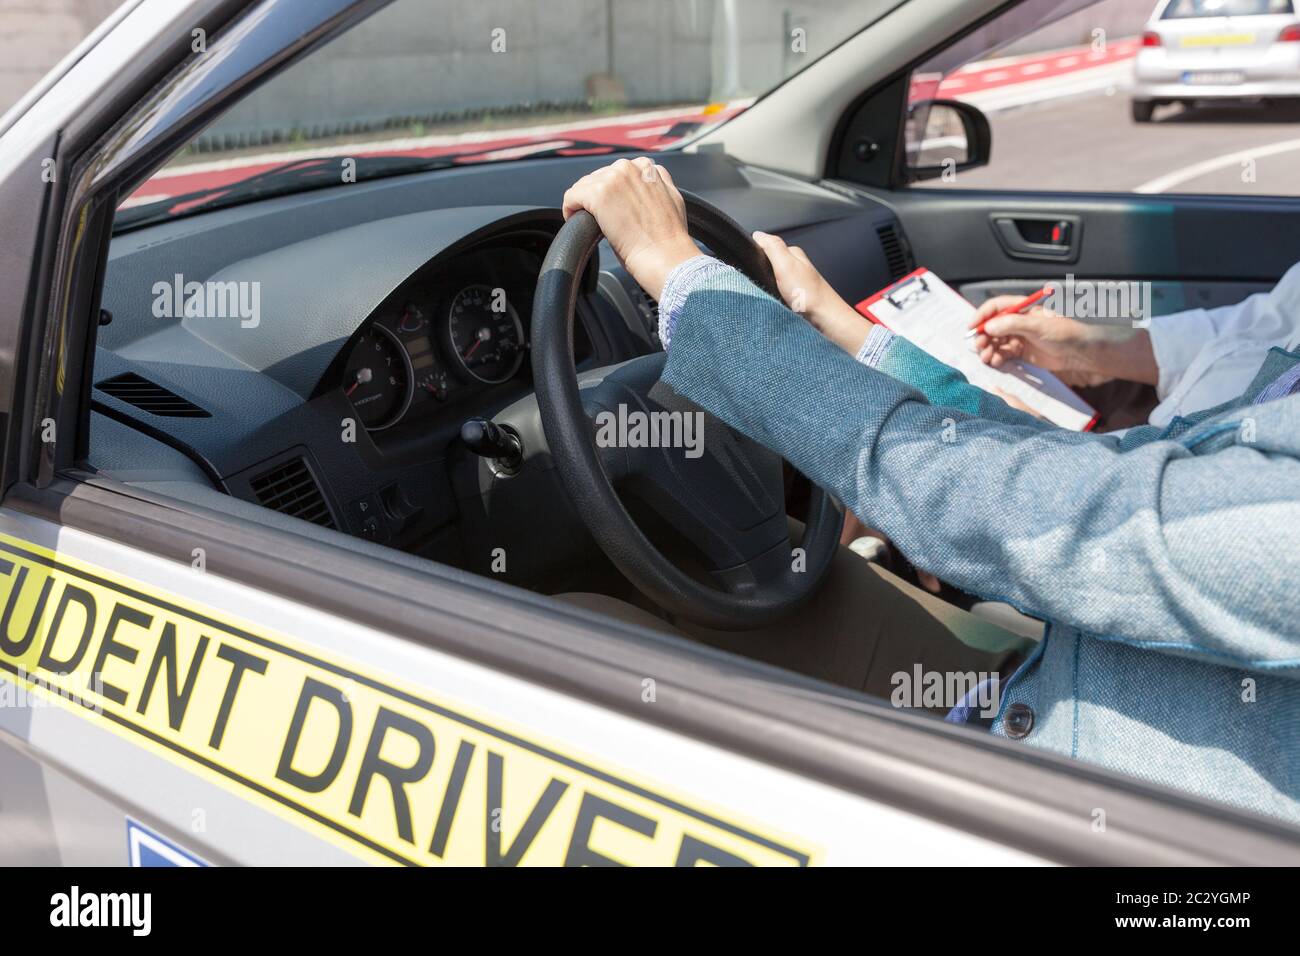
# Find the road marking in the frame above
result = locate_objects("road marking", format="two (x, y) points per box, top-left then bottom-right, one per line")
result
(627, 125), (673, 138)
(121, 100), (755, 206)
(117, 193), (170, 209)
(1134, 137), (1300, 193)
(144, 103), (745, 180)
(919, 38), (1137, 110)
(958, 61), (1131, 113)
(955, 36), (1138, 72)
(464, 139), (572, 162)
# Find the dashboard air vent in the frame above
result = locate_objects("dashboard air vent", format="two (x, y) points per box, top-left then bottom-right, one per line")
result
(95, 373), (210, 418)
(876, 223), (915, 281)
(248, 457), (337, 529)
(632, 286), (661, 346)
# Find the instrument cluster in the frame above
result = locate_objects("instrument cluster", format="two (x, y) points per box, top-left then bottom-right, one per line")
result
(339, 238), (580, 432)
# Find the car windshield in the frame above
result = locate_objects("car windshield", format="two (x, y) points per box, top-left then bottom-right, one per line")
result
(1161, 0), (1294, 18)
(117, 0), (891, 229)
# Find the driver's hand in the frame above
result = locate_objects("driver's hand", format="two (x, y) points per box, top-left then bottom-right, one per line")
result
(969, 297), (1117, 388)
(562, 158), (699, 301)
(751, 231), (870, 355)
(992, 386), (1045, 419)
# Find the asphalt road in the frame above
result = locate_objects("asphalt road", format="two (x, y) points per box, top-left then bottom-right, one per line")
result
(933, 88), (1300, 195)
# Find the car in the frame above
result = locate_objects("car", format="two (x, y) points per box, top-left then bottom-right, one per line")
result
(1, 0), (1298, 871)
(1132, 0), (1300, 121)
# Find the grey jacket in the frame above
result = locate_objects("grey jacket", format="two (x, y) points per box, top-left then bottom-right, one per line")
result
(658, 257), (1300, 825)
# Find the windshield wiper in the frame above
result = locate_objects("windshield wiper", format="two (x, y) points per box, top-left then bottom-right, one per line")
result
(113, 140), (645, 232)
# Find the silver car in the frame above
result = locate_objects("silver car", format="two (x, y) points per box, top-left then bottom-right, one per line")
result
(1132, 0), (1300, 120)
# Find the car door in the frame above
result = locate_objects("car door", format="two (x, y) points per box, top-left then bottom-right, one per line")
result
(829, 0), (1300, 338)
(3, 0), (1299, 868)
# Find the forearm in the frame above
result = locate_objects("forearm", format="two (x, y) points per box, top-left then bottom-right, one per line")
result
(1092, 328), (1158, 386)
(663, 259), (1045, 427)
(659, 262), (1299, 658)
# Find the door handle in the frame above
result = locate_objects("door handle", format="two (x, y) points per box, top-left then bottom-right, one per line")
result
(990, 213), (1081, 263)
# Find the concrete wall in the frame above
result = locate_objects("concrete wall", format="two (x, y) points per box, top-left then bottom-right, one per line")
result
(0, 0), (121, 113)
(201, 0), (874, 146)
(0, 0), (1158, 139)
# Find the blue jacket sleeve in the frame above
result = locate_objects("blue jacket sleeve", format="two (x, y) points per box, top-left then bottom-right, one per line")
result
(659, 263), (1300, 666)
(855, 325), (1049, 428)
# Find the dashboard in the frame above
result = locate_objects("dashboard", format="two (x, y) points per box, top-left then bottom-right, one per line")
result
(328, 234), (592, 433)
(91, 152), (913, 564)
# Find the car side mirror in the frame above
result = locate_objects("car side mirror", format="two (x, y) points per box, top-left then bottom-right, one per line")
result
(904, 99), (991, 183)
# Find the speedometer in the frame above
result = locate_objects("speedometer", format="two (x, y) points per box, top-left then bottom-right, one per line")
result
(342, 324), (413, 431)
(445, 284), (525, 385)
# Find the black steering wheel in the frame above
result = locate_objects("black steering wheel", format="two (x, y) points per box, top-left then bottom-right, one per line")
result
(530, 190), (840, 630)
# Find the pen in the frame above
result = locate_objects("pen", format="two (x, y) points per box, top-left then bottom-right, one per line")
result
(965, 286), (1052, 339)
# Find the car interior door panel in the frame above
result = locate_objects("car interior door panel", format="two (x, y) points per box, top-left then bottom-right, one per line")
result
(859, 189), (1300, 286)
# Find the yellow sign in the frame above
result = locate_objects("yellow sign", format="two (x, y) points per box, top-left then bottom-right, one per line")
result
(0, 532), (813, 866)
(1180, 33), (1255, 46)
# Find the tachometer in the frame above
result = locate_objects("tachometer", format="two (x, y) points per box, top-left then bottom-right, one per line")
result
(342, 324), (413, 430)
(445, 284), (525, 385)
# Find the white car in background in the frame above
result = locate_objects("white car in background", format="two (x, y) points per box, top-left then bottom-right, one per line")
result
(1132, 0), (1300, 120)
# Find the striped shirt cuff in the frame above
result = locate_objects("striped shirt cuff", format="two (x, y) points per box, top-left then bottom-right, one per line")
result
(854, 324), (896, 368)
(1255, 362), (1300, 405)
(657, 255), (724, 350)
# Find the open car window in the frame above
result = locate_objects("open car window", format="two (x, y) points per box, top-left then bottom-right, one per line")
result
(117, 0), (895, 229)
(905, 0), (1300, 195)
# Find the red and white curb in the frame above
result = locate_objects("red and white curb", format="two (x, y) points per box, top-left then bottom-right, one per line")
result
(912, 36), (1140, 112)
(126, 38), (1142, 208)
(120, 102), (748, 208)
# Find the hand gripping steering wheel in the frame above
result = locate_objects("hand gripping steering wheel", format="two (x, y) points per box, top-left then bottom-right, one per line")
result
(530, 191), (840, 630)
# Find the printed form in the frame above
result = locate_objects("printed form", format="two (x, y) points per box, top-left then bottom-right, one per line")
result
(857, 269), (1096, 431)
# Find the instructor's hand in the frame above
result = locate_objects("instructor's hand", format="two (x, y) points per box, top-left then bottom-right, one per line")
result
(562, 158), (699, 301)
(969, 297), (1124, 388)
